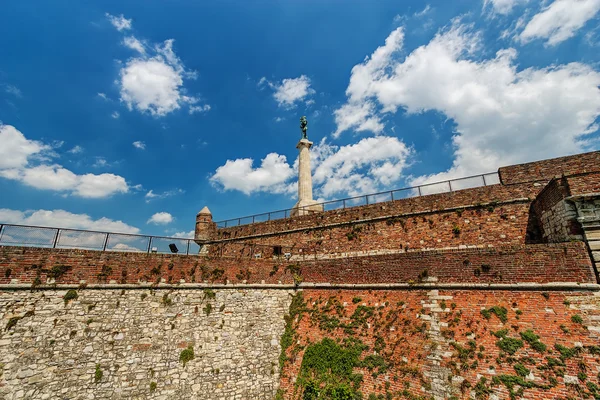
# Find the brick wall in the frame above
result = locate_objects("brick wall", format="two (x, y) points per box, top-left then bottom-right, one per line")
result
(1, 242), (594, 287)
(0, 246), (293, 285)
(498, 150), (600, 185)
(299, 242), (595, 285)
(279, 289), (600, 399)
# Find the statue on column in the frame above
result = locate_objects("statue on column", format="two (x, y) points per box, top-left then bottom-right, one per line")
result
(300, 116), (308, 139)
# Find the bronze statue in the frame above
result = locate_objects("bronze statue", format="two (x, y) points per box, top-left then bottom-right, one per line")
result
(300, 116), (308, 139)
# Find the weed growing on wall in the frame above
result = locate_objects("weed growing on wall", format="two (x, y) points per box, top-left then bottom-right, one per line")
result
(94, 364), (103, 383)
(179, 345), (194, 366)
(63, 290), (78, 305)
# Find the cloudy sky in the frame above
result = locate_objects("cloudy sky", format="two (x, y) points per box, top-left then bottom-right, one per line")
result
(1, 0), (600, 238)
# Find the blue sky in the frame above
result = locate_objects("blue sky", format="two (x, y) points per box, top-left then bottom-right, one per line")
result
(1, 0), (600, 237)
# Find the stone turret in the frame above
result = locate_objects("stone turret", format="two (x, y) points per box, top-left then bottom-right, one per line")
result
(194, 206), (215, 242)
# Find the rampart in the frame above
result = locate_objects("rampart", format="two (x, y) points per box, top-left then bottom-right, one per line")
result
(1, 151), (600, 400)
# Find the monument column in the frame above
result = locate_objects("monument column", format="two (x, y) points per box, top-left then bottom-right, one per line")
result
(297, 138), (314, 203)
(291, 116), (323, 216)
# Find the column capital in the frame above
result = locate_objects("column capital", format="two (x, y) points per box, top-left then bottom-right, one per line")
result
(296, 138), (313, 149)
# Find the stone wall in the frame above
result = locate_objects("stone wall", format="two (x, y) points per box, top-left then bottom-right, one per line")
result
(531, 178), (583, 243)
(0, 288), (292, 400)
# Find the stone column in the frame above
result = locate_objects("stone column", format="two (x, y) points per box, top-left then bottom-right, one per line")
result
(297, 139), (314, 203)
(291, 139), (323, 217)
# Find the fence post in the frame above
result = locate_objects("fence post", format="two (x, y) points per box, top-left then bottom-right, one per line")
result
(418, 186), (422, 196)
(482, 174), (487, 186)
(238, 218), (241, 226)
(365, 195), (369, 205)
(391, 191), (394, 201)
(102, 233), (109, 251)
(52, 229), (60, 248)
(147, 237), (153, 253)
(343, 199), (346, 209)
(448, 181), (453, 192)
(0, 224), (3, 242)
(253, 215), (255, 223)
(186, 240), (190, 255)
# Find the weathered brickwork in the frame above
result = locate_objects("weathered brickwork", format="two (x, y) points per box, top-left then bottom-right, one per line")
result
(499, 150), (600, 185)
(0, 246), (294, 286)
(0, 288), (292, 400)
(1, 242), (595, 287)
(278, 289), (600, 400)
(211, 202), (534, 259)
(299, 242), (595, 285)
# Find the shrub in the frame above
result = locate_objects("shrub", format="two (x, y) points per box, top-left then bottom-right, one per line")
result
(179, 345), (194, 365)
(150, 381), (157, 391)
(514, 363), (529, 377)
(496, 338), (523, 355)
(571, 314), (583, 324)
(63, 290), (78, 304)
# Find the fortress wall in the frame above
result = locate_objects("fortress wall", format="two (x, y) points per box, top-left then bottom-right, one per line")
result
(498, 150), (600, 185)
(299, 242), (595, 285)
(213, 182), (538, 243)
(210, 200), (535, 259)
(278, 289), (600, 400)
(0, 247), (293, 286)
(1, 242), (594, 288)
(0, 288), (292, 400)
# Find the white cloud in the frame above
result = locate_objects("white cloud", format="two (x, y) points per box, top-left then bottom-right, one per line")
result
(260, 75), (316, 108)
(333, 27), (405, 137)
(484, 0), (525, 15)
(111, 111), (120, 119)
(0, 124), (129, 198)
(144, 188), (184, 202)
(312, 136), (412, 197)
(0, 125), (49, 169)
(189, 104), (211, 114)
(0, 208), (139, 233)
(210, 153), (295, 195)
(334, 23), (600, 185)
(520, 0), (600, 45)
(172, 230), (194, 239)
(119, 39), (200, 116)
(132, 140), (146, 149)
(209, 136), (412, 198)
(106, 13), (132, 31)
(68, 145), (84, 154)
(123, 36), (145, 54)
(414, 5), (432, 17)
(148, 212), (173, 225)
(97, 92), (108, 100)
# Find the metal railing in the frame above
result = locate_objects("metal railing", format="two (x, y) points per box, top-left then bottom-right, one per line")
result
(0, 224), (200, 255)
(216, 172), (500, 228)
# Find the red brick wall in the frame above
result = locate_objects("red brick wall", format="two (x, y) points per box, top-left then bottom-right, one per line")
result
(211, 199), (535, 258)
(499, 150), (600, 185)
(1, 242), (594, 286)
(567, 171), (600, 196)
(299, 242), (595, 284)
(280, 289), (600, 400)
(0, 246), (293, 285)
(214, 182), (539, 242)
